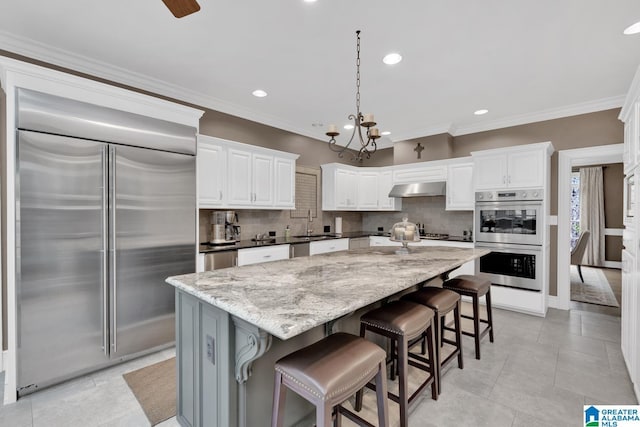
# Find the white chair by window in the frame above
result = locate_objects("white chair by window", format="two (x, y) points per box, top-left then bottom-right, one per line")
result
(571, 230), (591, 283)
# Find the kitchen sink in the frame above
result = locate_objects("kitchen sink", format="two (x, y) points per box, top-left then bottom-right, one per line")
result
(292, 234), (337, 239)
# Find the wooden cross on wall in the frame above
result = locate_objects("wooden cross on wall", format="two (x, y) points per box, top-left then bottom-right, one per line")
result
(414, 143), (424, 159)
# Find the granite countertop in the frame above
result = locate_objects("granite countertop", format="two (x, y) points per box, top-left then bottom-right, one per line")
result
(167, 246), (489, 340)
(199, 231), (473, 253)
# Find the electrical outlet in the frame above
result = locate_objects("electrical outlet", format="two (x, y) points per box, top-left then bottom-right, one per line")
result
(206, 335), (215, 365)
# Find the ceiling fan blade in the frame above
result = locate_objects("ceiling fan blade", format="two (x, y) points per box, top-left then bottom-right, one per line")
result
(162, 0), (201, 18)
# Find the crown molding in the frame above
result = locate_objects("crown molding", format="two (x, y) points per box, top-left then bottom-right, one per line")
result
(0, 31), (627, 147)
(0, 31), (327, 142)
(389, 123), (454, 143)
(620, 63), (640, 121)
(451, 95), (625, 137)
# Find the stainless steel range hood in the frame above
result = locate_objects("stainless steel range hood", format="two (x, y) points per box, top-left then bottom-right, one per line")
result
(388, 181), (446, 198)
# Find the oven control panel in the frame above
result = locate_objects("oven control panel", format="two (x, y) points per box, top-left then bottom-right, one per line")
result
(475, 188), (544, 202)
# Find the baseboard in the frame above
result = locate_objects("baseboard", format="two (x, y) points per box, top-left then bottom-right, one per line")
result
(547, 295), (560, 309)
(1, 349), (4, 372)
(603, 261), (622, 269)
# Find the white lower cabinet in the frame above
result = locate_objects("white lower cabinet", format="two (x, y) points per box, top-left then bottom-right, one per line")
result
(237, 245), (290, 266)
(309, 238), (350, 256)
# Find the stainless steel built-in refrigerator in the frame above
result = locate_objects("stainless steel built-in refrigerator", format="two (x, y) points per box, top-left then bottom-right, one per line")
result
(16, 89), (197, 396)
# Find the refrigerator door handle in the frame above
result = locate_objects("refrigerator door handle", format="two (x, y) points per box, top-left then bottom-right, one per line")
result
(109, 146), (118, 353)
(101, 147), (109, 356)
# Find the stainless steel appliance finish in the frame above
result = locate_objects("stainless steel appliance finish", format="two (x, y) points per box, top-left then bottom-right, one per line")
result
(17, 88), (196, 155)
(475, 243), (542, 291)
(16, 89), (196, 396)
(388, 181), (446, 198)
(204, 251), (238, 270)
(475, 189), (544, 246)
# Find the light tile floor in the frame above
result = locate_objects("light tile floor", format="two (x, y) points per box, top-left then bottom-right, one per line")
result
(0, 305), (636, 427)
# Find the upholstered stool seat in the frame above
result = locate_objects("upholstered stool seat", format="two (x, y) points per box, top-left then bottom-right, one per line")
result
(355, 300), (437, 427)
(401, 287), (463, 394)
(443, 274), (494, 359)
(272, 332), (389, 427)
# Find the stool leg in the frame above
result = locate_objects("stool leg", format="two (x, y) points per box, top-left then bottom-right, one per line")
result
(472, 294), (481, 360)
(486, 289), (494, 343)
(272, 371), (287, 427)
(317, 402), (332, 427)
(355, 324), (367, 412)
(426, 323), (438, 400)
(398, 335), (409, 427)
(454, 301), (464, 370)
(433, 311), (442, 394)
(390, 339), (397, 381)
(334, 406), (342, 427)
(374, 360), (390, 427)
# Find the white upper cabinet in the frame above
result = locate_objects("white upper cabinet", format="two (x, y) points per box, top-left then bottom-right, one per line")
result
(322, 164), (401, 211)
(378, 170), (400, 210)
(227, 147), (253, 206)
(252, 153), (274, 206)
(446, 162), (474, 210)
(472, 143), (552, 190)
(335, 167), (358, 209)
(357, 171), (379, 209)
(274, 157), (295, 208)
(197, 136), (226, 207)
(198, 136), (298, 209)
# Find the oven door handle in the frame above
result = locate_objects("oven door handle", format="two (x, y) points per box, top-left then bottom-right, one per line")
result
(475, 242), (542, 252)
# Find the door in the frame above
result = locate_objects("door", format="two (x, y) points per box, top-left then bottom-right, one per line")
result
(508, 150), (544, 188)
(198, 141), (225, 207)
(111, 145), (196, 357)
(336, 168), (357, 208)
(378, 170), (396, 210)
(357, 171), (379, 209)
(17, 131), (108, 394)
(252, 153), (274, 206)
(227, 148), (252, 206)
(473, 154), (507, 190)
(274, 157), (295, 208)
(447, 163), (474, 210)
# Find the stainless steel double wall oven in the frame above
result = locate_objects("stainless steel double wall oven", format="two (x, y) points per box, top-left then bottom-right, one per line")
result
(475, 189), (544, 291)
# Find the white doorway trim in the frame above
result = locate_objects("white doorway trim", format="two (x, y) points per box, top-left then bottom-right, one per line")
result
(557, 143), (624, 310)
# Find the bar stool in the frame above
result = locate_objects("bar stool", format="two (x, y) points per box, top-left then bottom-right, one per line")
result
(355, 300), (437, 427)
(401, 287), (463, 394)
(443, 274), (494, 360)
(272, 332), (389, 427)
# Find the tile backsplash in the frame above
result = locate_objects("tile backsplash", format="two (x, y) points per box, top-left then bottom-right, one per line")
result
(199, 209), (362, 243)
(361, 196), (473, 236)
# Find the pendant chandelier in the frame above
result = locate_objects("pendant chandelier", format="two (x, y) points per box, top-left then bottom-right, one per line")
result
(326, 30), (381, 162)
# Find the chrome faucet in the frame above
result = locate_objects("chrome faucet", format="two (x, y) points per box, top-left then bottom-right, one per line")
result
(306, 209), (313, 236)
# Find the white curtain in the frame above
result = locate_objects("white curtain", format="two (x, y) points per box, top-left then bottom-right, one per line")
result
(579, 166), (605, 266)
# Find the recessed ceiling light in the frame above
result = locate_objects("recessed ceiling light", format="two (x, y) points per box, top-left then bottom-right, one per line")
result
(624, 21), (640, 35)
(303, 0), (317, 2)
(252, 89), (267, 98)
(382, 53), (402, 65)
(381, 131), (391, 136)
(344, 124), (354, 130)
(474, 109), (489, 115)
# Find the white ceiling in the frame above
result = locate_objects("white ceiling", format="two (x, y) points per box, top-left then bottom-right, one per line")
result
(1, 1), (640, 149)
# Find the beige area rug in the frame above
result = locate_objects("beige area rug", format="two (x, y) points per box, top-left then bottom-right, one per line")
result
(123, 357), (176, 426)
(570, 266), (619, 307)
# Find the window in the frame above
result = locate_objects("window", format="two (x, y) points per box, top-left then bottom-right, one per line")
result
(570, 172), (580, 249)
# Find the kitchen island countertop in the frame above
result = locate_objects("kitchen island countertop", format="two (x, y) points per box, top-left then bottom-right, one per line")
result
(167, 246), (489, 340)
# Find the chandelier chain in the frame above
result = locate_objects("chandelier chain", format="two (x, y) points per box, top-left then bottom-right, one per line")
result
(356, 30), (361, 116)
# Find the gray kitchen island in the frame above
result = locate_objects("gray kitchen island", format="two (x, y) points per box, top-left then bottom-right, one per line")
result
(166, 246), (489, 427)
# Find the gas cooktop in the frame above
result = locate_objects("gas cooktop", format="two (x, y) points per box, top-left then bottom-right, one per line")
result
(420, 233), (450, 240)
